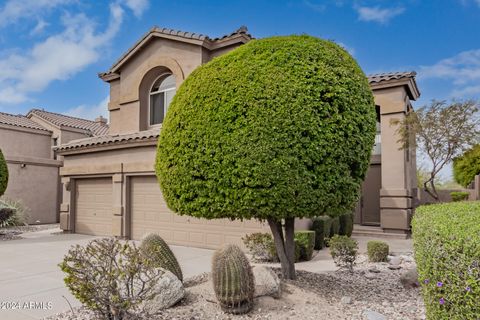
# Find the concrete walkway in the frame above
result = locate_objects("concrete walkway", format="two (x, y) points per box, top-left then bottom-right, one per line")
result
(0, 229), (213, 320)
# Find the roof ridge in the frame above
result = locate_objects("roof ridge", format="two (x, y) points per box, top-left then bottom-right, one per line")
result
(28, 108), (103, 124)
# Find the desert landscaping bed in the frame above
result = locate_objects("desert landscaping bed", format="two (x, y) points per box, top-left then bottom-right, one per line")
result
(46, 253), (424, 320)
(0, 223), (59, 241)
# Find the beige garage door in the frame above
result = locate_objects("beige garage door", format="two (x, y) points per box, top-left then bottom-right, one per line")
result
(130, 176), (267, 249)
(75, 178), (113, 236)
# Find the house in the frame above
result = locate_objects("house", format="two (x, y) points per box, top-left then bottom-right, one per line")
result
(0, 110), (109, 223)
(55, 26), (420, 248)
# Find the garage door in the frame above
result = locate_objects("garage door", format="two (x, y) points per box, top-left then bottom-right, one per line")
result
(130, 176), (267, 249)
(75, 178), (113, 236)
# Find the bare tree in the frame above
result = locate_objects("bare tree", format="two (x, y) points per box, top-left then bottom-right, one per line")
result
(393, 100), (479, 201)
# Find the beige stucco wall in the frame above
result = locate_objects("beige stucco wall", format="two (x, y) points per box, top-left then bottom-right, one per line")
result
(0, 125), (52, 159)
(108, 38), (204, 135)
(4, 160), (60, 224)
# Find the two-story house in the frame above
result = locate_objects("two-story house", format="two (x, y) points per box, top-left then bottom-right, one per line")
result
(56, 26), (419, 248)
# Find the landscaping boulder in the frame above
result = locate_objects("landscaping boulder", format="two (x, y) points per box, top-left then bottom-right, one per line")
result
(400, 268), (419, 289)
(142, 270), (185, 314)
(252, 266), (281, 298)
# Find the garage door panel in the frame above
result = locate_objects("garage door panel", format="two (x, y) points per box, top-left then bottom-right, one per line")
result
(75, 178), (113, 236)
(130, 176), (268, 249)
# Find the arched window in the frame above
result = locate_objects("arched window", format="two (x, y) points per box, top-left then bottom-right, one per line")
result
(149, 74), (176, 125)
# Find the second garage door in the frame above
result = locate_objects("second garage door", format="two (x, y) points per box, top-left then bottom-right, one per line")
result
(75, 178), (113, 236)
(130, 176), (267, 249)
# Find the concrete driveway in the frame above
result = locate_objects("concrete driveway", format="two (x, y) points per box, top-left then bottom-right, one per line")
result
(0, 229), (213, 320)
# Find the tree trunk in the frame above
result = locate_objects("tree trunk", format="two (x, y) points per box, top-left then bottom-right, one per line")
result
(423, 175), (439, 201)
(267, 218), (296, 280)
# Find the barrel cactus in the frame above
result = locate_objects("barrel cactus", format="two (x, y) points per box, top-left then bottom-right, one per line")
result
(140, 233), (183, 282)
(212, 244), (255, 314)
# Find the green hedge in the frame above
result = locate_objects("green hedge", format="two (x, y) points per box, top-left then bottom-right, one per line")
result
(450, 191), (469, 202)
(329, 216), (340, 238)
(413, 202), (480, 319)
(294, 230), (315, 261)
(339, 212), (354, 236)
(0, 149), (8, 197)
(312, 216), (331, 249)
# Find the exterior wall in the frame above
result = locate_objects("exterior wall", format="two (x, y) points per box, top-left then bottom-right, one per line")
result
(108, 38), (204, 135)
(0, 125), (61, 224)
(373, 86), (415, 233)
(418, 189), (476, 205)
(0, 125), (52, 159)
(4, 159), (60, 224)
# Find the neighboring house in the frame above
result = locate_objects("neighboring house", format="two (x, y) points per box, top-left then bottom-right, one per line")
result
(56, 26), (420, 249)
(0, 110), (109, 224)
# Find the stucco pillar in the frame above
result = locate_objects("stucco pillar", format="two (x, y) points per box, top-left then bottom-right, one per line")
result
(59, 177), (71, 231)
(112, 173), (124, 237)
(379, 112), (414, 233)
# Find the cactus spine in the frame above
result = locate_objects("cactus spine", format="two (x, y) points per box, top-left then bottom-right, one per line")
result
(140, 233), (183, 282)
(212, 244), (255, 314)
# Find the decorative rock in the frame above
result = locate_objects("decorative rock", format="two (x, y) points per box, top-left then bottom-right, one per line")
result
(368, 267), (380, 273)
(142, 270), (185, 314)
(389, 256), (402, 266)
(388, 265), (401, 270)
(341, 296), (352, 304)
(365, 273), (377, 279)
(252, 266), (281, 298)
(363, 309), (387, 320)
(400, 268), (419, 288)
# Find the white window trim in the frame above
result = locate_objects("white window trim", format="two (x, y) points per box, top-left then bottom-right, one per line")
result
(148, 73), (176, 128)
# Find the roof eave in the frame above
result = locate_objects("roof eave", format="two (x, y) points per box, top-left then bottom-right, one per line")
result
(370, 78), (421, 101)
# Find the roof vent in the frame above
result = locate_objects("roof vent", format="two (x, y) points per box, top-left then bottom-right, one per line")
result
(95, 115), (108, 125)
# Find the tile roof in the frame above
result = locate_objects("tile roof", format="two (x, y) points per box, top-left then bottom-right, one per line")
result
(0, 111), (50, 132)
(27, 109), (109, 136)
(100, 26), (252, 79)
(367, 71), (417, 84)
(56, 128), (159, 151)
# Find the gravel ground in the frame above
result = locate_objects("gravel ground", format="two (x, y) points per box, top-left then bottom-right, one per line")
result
(44, 253), (424, 320)
(0, 223), (59, 241)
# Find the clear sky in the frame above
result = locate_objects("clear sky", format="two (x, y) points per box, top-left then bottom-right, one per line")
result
(0, 0), (479, 177)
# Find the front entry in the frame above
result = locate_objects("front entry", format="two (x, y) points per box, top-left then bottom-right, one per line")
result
(355, 164), (381, 225)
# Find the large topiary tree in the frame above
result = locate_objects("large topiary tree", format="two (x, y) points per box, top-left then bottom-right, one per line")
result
(156, 35), (376, 279)
(453, 144), (480, 188)
(0, 149), (8, 197)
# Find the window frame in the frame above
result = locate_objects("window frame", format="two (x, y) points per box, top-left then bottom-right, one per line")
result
(148, 73), (176, 127)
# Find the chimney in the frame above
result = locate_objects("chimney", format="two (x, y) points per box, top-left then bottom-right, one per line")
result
(95, 115), (107, 125)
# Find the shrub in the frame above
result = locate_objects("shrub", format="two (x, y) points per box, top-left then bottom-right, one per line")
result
(155, 35), (376, 279)
(59, 238), (165, 320)
(413, 202), (480, 319)
(453, 144), (480, 187)
(212, 244), (255, 314)
(311, 216), (331, 249)
(243, 232), (301, 262)
(329, 216), (340, 237)
(140, 233), (183, 282)
(450, 191), (469, 202)
(329, 235), (358, 272)
(367, 240), (389, 262)
(294, 230), (315, 261)
(242, 232), (277, 262)
(0, 197), (30, 227)
(339, 212), (354, 237)
(0, 149), (8, 197)
(0, 203), (15, 227)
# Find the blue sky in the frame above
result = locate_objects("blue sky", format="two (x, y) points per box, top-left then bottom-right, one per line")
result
(0, 0), (479, 177)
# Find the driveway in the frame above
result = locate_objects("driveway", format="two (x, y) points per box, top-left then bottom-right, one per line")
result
(0, 229), (214, 320)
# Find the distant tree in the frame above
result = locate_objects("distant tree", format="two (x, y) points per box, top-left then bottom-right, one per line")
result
(155, 35), (376, 279)
(453, 144), (480, 187)
(393, 100), (479, 200)
(0, 149), (8, 197)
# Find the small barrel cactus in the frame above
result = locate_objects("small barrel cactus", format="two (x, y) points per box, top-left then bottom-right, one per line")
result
(140, 233), (183, 282)
(212, 244), (255, 314)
